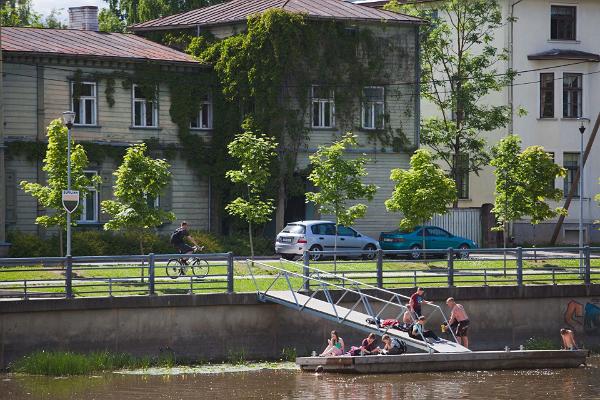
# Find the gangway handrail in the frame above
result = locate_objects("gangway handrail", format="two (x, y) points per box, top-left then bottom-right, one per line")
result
(281, 258), (458, 344)
(246, 259), (457, 352)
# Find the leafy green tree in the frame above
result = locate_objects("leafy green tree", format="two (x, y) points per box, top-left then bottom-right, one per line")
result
(1, 0), (42, 27)
(107, 0), (224, 24)
(225, 125), (277, 260)
(20, 119), (98, 255)
(385, 149), (457, 256)
(491, 135), (566, 248)
(98, 8), (126, 32)
(43, 8), (66, 29)
(306, 133), (377, 265)
(385, 0), (517, 205)
(101, 143), (175, 255)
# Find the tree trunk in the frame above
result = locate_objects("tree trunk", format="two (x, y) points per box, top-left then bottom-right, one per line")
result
(422, 221), (427, 262)
(140, 236), (145, 283)
(503, 221), (508, 276)
(275, 179), (286, 235)
(333, 222), (338, 274)
(248, 220), (254, 264)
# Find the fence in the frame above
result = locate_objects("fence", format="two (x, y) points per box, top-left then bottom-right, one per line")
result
(299, 247), (600, 290)
(0, 252), (233, 299)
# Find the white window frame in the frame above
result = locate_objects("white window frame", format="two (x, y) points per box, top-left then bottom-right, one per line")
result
(132, 84), (158, 128)
(71, 81), (97, 126)
(79, 170), (99, 223)
(361, 86), (385, 130)
(311, 85), (335, 129)
(190, 92), (213, 130)
(144, 193), (160, 209)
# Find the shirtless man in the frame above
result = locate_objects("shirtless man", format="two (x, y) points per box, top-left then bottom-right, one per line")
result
(446, 297), (470, 349)
(560, 328), (578, 350)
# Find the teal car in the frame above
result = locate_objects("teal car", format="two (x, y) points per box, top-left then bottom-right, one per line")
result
(378, 226), (478, 259)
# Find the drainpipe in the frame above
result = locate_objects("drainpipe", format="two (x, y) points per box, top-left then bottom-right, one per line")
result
(0, 23), (6, 252)
(508, 0), (526, 135)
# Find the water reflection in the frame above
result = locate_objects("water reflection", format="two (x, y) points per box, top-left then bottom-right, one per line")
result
(1, 357), (599, 400)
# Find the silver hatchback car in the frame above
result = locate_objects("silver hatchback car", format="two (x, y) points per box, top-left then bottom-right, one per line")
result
(275, 220), (380, 261)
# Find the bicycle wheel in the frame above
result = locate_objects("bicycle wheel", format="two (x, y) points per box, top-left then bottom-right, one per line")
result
(166, 259), (183, 279)
(191, 259), (210, 278)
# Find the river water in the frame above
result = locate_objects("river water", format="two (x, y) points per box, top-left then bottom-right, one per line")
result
(2, 358), (600, 400)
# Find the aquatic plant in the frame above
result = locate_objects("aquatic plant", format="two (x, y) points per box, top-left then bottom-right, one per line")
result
(280, 347), (297, 362)
(226, 349), (247, 365)
(524, 337), (556, 350)
(10, 350), (173, 376)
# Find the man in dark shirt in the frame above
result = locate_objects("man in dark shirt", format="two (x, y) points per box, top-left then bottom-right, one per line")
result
(360, 333), (381, 355)
(409, 287), (433, 317)
(170, 221), (199, 255)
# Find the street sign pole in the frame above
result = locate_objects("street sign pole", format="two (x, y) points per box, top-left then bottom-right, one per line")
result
(67, 123), (72, 257)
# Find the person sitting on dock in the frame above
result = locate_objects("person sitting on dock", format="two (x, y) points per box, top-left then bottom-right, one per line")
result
(381, 334), (407, 355)
(409, 287), (433, 317)
(560, 328), (578, 350)
(349, 333), (381, 356)
(446, 297), (470, 349)
(319, 330), (345, 357)
(411, 316), (441, 343)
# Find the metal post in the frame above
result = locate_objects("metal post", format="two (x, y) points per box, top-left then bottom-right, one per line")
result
(66, 126), (72, 257)
(578, 122), (586, 275)
(65, 255), (73, 298)
(148, 253), (155, 295)
(516, 247), (523, 286)
(303, 251), (310, 292)
(584, 246), (591, 285)
(447, 248), (454, 287)
(227, 252), (234, 293)
(376, 249), (383, 288)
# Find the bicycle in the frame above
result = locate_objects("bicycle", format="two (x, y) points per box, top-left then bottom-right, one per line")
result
(166, 246), (210, 279)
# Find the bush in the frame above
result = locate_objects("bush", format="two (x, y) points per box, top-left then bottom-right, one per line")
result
(524, 337), (556, 350)
(7, 230), (275, 257)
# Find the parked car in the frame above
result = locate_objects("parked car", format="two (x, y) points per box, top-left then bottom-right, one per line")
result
(275, 220), (380, 261)
(378, 226), (478, 259)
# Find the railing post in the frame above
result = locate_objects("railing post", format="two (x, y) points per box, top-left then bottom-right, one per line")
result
(148, 253), (156, 295)
(303, 251), (310, 292)
(376, 249), (384, 288)
(65, 255), (73, 298)
(227, 252), (234, 294)
(447, 248), (454, 287)
(584, 246), (591, 285)
(516, 247), (523, 286)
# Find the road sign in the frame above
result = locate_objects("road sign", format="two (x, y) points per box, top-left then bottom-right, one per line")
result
(62, 190), (80, 213)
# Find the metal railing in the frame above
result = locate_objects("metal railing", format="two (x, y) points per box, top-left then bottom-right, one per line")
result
(301, 247), (600, 289)
(246, 259), (458, 353)
(0, 252), (234, 299)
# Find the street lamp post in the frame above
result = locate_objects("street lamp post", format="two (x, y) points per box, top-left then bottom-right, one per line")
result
(577, 118), (589, 275)
(62, 111), (75, 257)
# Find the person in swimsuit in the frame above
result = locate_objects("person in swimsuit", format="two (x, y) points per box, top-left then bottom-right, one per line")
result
(320, 330), (345, 357)
(560, 328), (578, 350)
(446, 297), (470, 348)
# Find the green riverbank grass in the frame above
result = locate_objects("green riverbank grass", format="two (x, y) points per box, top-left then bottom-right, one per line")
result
(10, 351), (175, 376)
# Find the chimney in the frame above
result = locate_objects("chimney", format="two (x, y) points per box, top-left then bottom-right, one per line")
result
(68, 6), (99, 31)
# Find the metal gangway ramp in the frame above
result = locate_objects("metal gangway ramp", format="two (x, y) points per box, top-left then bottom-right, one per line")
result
(246, 259), (470, 354)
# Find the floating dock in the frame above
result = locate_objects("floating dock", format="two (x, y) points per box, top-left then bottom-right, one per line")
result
(296, 350), (588, 374)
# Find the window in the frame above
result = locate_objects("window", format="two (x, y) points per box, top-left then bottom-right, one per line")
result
(563, 152), (580, 197)
(311, 86), (335, 128)
(144, 193), (160, 209)
(547, 152), (556, 191)
(426, 228), (450, 237)
(362, 87), (385, 129)
(79, 171), (98, 222)
(132, 84), (158, 127)
(284, 224), (306, 234)
(190, 92), (212, 129)
(540, 73), (554, 118)
(71, 82), (97, 125)
(337, 226), (356, 237)
(563, 73), (582, 118)
(551, 5), (576, 40)
(454, 154), (469, 199)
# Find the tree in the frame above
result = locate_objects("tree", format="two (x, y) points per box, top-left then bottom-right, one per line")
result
(98, 8), (126, 32)
(491, 135), (566, 249)
(385, 0), (516, 205)
(225, 124), (277, 260)
(1, 0), (42, 27)
(101, 143), (175, 255)
(306, 133), (377, 266)
(385, 149), (457, 256)
(20, 119), (98, 255)
(107, 0), (224, 25)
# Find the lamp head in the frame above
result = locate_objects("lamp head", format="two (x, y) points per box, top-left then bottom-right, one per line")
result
(62, 111), (76, 128)
(578, 117), (590, 134)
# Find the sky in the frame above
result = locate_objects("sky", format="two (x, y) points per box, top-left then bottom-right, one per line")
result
(32, 0), (108, 22)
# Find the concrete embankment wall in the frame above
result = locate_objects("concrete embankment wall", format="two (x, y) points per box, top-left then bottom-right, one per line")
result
(1, 285), (599, 368)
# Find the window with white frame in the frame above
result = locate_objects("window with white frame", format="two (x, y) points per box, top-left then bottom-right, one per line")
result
(190, 92), (213, 129)
(80, 171), (99, 222)
(132, 84), (158, 127)
(311, 86), (335, 128)
(144, 193), (160, 209)
(71, 81), (97, 126)
(362, 87), (385, 129)
(563, 73), (582, 118)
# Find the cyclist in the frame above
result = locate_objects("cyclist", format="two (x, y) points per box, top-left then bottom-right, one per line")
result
(170, 221), (199, 262)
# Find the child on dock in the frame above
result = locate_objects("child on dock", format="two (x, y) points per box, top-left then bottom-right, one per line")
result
(319, 330), (345, 356)
(411, 316), (441, 343)
(560, 328), (578, 350)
